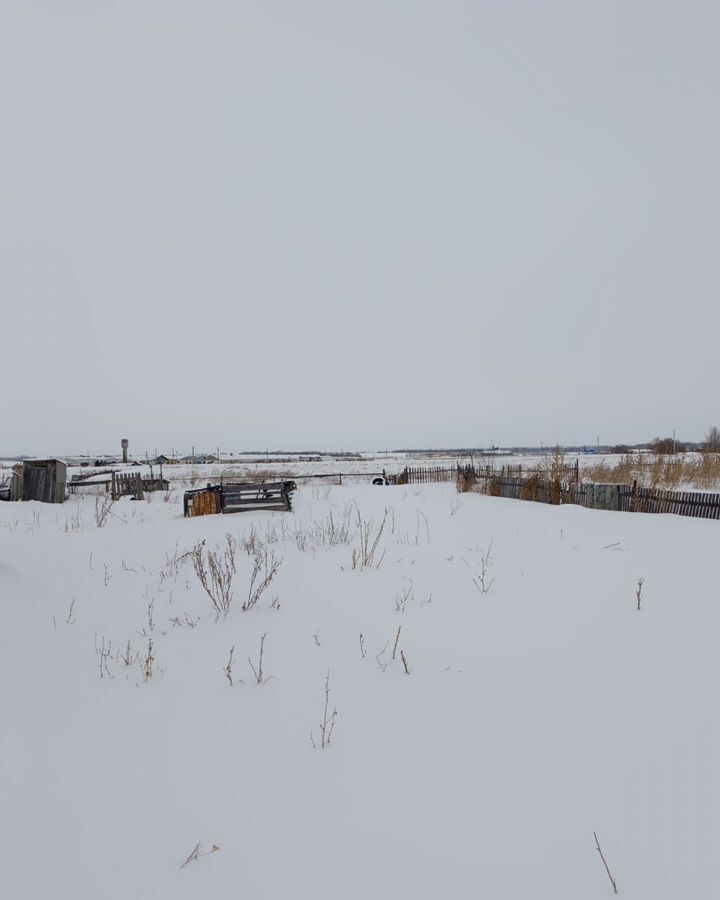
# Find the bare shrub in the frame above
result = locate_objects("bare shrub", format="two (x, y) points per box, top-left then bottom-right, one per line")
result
(191, 535), (237, 619)
(120, 640), (135, 666)
(159, 541), (192, 586)
(243, 548), (281, 611)
(240, 525), (260, 555)
(180, 842), (220, 870)
(652, 436), (685, 455)
(311, 671), (337, 749)
(143, 596), (155, 635)
(169, 613), (199, 628)
(351, 505), (388, 570)
(248, 633), (272, 683)
(469, 541), (495, 594)
(142, 638), (155, 682)
(415, 509), (430, 546)
(636, 576), (645, 611)
(376, 641), (390, 672)
(64, 503), (82, 533)
(706, 425), (720, 452)
(294, 507), (353, 552)
(96, 634), (113, 679)
(94, 494), (115, 527)
(394, 579), (413, 613)
(224, 646), (235, 686)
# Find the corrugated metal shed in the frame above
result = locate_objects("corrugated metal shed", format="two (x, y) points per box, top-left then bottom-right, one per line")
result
(11, 459), (68, 503)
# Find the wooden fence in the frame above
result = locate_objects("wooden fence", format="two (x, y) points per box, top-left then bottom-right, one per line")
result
(382, 463), (720, 521)
(111, 472), (169, 500)
(478, 474), (720, 521)
(387, 461), (580, 487)
(619, 485), (720, 519)
(385, 466), (457, 485)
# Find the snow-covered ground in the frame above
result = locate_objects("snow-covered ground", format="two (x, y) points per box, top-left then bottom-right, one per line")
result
(2, 481), (719, 898)
(5, 449), (718, 493)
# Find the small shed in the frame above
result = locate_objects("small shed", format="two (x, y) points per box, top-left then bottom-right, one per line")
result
(11, 459), (68, 503)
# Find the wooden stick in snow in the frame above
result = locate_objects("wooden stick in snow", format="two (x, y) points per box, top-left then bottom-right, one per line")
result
(593, 831), (618, 894)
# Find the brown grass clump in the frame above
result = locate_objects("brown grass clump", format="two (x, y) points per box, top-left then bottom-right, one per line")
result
(520, 473), (541, 501)
(580, 452), (720, 491)
(693, 452), (720, 490)
(456, 469), (477, 493)
(535, 447), (575, 504)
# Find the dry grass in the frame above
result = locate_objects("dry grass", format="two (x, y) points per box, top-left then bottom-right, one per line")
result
(582, 452), (720, 490)
(217, 466), (296, 483)
(456, 469), (477, 492)
(460, 450), (720, 494)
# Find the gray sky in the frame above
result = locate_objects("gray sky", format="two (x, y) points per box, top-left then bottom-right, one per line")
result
(2, 0), (718, 455)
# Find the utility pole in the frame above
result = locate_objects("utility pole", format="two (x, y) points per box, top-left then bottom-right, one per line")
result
(673, 430), (676, 455)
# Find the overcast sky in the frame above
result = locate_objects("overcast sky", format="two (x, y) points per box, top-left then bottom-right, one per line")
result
(1, 1), (718, 455)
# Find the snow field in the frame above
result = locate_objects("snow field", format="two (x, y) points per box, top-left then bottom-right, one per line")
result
(1, 483), (719, 899)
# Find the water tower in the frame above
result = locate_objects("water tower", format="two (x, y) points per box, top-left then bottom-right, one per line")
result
(121, 439), (129, 464)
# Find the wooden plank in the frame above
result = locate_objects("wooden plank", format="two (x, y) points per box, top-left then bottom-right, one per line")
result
(675, 491), (685, 517)
(711, 494), (720, 520)
(692, 491), (702, 518)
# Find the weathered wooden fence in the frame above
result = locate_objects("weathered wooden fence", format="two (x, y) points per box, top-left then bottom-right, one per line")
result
(385, 466), (458, 485)
(476, 473), (720, 520)
(111, 472), (169, 500)
(381, 463), (720, 521)
(387, 461), (580, 487)
(620, 485), (720, 519)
